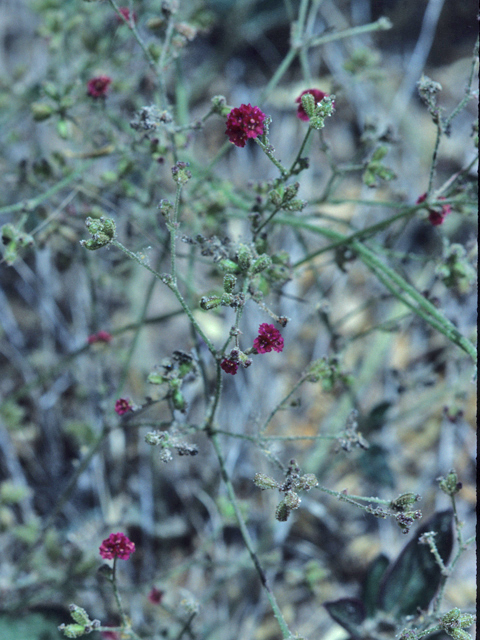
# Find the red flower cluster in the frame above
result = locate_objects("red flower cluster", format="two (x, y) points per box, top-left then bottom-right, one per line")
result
(253, 323), (284, 354)
(114, 398), (133, 415)
(99, 532), (135, 560)
(221, 358), (239, 375)
(87, 330), (112, 345)
(416, 193), (452, 226)
(296, 88), (332, 121)
(225, 103), (266, 147)
(87, 76), (112, 99)
(116, 7), (136, 24)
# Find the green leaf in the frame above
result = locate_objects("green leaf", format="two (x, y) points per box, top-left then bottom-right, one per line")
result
(0, 613), (60, 640)
(361, 553), (390, 617)
(378, 510), (453, 617)
(324, 598), (366, 638)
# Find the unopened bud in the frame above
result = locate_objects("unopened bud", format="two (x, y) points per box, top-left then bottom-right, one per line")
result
(254, 473), (279, 490)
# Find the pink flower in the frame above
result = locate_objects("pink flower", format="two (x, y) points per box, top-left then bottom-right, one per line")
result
(296, 89), (332, 122)
(148, 587), (164, 604)
(116, 7), (136, 24)
(416, 193), (452, 226)
(99, 532), (135, 560)
(87, 76), (112, 99)
(88, 330), (113, 344)
(115, 398), (133, 415)
(253, 323), (284, 354)
(221, 358), (239, 375)
(225, 103), (266, 147)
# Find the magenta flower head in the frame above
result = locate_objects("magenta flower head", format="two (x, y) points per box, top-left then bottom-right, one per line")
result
(115, 398), (133, 415)
(253, 323), (284, 354)
(88, 330), (113, 345)
(99, 532), (135, 560)
(296, 89), (332, 121)
(221, 358), (239, 375)
(416, 193), (451, 226)
(148, 587), (164, 604)
(225, 103), (266, 147)
(87, 76), (112, 99)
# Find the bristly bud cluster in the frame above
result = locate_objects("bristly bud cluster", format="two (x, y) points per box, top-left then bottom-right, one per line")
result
(171, 161), (192, 185)
(298, 91), (335, 130)
(417, 74), (443, 122)
(438, 469), (463, 496)
(148, 351), (197, 412)
(58, 604), (100, 638)
(440, 608), (476, 640)
(335, 409), (369, 452)
(145, 427), (198, 463)
(254, 459), (318, 522)
(80, 217), (116, 251)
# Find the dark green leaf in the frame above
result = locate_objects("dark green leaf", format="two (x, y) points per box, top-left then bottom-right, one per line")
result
(324, 598), (366, 638)
(359, 444), (395, 488)
(362, 553), (390, 617)
(378, 510), (453, 617)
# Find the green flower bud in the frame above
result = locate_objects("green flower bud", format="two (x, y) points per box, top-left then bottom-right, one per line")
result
(438, 470), (462, 496)
(69, 605), (90, 626)
(172, 389), (186, 412)
(220, 293), (234, 306)
(223, 273), (236, 293)
(31, 102), (54, 121)
(390, 492), (421, 512)
(253, 473), (279, 490)
(80, 217), (116, 251)
(283, 491), (301, 510)
(275, 501), (291, 522)
(148, 371), (167, 384)
(250, 254), (272, 274)
(171, 161), (192, 185)
(218, 259), (240, 273)
(237, 244), (252, 271)
(59, 623), (86, 638)
(200, 295), (222, 310)
(295, 474), (318, 491)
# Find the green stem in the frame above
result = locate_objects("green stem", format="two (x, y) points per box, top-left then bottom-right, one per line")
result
(209, 431), (292, 639)
(279, 216), (477, 361)
(307, 17), (393, 48)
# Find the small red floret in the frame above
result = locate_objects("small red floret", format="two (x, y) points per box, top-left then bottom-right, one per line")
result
(87, 76), (112, 99)
(115, 398), (133, 415)
(221, 358), (239, 375)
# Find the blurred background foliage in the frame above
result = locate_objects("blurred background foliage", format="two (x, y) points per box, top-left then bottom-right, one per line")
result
(0, 1), (477, 639)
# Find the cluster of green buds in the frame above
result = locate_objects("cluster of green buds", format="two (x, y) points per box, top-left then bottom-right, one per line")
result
(438, 469), (462, 497)
(210, 95), (230, 118)
(58, 604), (100, 638)
(145, 427), (198, 463)
(300, 93), (336, 130)
(363, 145), (396, 187)
(254, 459), (318, 522)
(80, 216), (116, 251)
(417, 74), (443, 122)
(305, 356), (353, 390)
(390, 492), (422, 533)
(436, 243), (476, 293)
(147, 350), (197, 412)
(268, 181), (306, 212)
(1, 222), (34, 265)
(440, 608), (476, 640)
(171, 161), (192, 185)
(218, 243), (273, 276)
